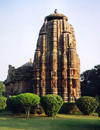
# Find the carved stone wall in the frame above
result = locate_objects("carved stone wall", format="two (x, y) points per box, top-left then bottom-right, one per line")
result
(33, 10), (81, 102)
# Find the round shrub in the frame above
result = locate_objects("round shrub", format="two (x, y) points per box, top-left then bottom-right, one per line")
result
(6, 96), (22, 114)
(95, 96), (100, 116)
(40, 94), (63, 117)
(16, 93), (40, 118)
(6, 96), (15, 112)
(76, 96), (99, 115)
(0, 97), (7, 111)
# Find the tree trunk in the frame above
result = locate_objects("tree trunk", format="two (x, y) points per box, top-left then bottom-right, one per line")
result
(25, 107), (30, 118)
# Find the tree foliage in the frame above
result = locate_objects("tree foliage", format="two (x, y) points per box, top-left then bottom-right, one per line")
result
(76, 96), (99, 115)
(81, 65), (100, 96)
(15, 93), (40, 118)
(40, 94), (63, 117)
(0, 81), (5, 97)
(95, 96), (100, 115)
(0, 97), (7, 111)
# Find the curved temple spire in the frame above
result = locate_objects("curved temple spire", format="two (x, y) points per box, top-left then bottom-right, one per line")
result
(33, 10), (81, 102)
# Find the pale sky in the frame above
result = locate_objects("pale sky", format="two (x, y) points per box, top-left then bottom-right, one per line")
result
(0, 0), (100, 81)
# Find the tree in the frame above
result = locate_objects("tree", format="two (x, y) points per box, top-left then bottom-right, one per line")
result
(15, 93), (40, 118)
(81, 65), (100, 96)
(0, 81), (5, 97)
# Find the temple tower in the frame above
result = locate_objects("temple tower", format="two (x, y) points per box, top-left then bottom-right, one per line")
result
(33, 9), (81, 102)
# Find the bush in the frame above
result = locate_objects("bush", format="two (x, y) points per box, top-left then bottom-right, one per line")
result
(6, 96), (16, 112)
(6, 96), (22, 114)
(0, 81), (5, 97)
(95, 96), (100, 116)
(15, 93), (40, 118)
(76, 96), (99, 115)
(59, 102), (81, 114)
(0, 97), (7, 111)
(40, 94), (63, 117)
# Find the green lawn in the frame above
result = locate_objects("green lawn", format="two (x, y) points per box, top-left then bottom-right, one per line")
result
(0, 112), (100, 130)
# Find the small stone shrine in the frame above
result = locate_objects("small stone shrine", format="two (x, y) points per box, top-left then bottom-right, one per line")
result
(4, 10), (81, 102)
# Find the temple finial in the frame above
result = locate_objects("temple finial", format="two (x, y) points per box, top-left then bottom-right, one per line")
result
(54, 9), (58, 14)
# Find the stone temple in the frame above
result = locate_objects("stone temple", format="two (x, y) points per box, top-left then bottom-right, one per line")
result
(4, 10), (81, 102)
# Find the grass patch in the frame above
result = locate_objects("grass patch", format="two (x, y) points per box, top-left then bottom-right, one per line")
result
(0, 111), (100, 130)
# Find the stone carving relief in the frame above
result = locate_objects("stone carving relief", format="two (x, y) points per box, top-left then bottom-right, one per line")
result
(41, 71), (45, 78)
(72, 88), (76, 97)
(6, 65), (15, 82)
(51, 79), (57, 88)
(62, 79), (67, 88)
(51, 70), (57, 78)
(41, 79), (45, 88)
(62, 70), (67, 79)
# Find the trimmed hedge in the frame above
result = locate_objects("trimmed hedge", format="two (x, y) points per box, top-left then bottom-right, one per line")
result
(59, 102), (81, 114)
(40, 94), (63, 117)
(6, 96), (22, 114)
(0, 97), (7, 111)
(96, 96), (100, 115)
(76, 96), (99, 115)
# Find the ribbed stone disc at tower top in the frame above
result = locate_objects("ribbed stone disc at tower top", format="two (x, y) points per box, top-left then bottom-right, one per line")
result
(45, 9), (68, 21)
(33, 9), (81, 102)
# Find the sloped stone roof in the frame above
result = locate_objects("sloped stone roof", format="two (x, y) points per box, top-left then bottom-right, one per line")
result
(4, 59), (33, 85)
